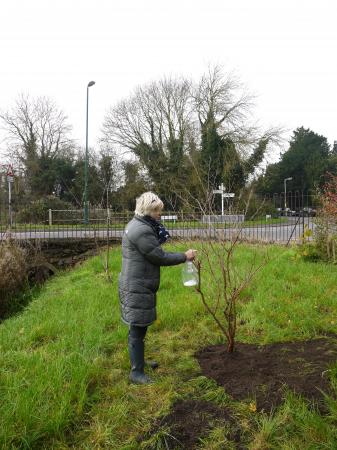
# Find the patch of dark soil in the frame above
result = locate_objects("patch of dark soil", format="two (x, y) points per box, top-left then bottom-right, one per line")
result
(196, 336), (337, 413)
(143, 399), (244, 449)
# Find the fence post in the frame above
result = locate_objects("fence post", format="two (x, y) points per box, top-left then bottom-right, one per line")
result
(49, 209), (52, 226)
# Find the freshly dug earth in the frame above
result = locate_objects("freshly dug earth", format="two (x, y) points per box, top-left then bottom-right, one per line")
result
(196, 336), (337, 412)
(144, 399), (243, 449)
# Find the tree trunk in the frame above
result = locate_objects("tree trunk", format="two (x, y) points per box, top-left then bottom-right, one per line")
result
(227, 336), (235, 353)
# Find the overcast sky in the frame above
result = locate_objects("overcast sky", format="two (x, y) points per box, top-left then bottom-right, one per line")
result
(0, 0), (336, 163)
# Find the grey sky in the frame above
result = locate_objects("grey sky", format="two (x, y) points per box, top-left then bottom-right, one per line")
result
(0, 0), (336, 163)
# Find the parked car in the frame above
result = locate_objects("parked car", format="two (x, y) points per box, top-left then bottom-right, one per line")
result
(301, 207), (317, 217)
(276, 208), (296, 217)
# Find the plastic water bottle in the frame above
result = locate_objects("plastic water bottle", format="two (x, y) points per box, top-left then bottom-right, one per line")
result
(182, 261), (199, 287)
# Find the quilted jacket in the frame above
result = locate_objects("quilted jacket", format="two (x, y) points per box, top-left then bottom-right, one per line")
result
(118, 216), (186, 326)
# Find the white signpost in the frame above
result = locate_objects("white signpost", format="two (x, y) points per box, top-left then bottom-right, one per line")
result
(7, 165), (14, 227)
(212, 183), (235, 215)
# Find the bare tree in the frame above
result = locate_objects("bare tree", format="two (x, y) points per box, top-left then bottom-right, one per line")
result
(195, 235), (270, 353)
(0, 94), (73, 162)
(101, 77), (195, 207)
(195, 65), (283, 191)
(195, 65), (255, 142)
(97, 146), (122, 207)
(0, 94), (74, 197)
(195, 65), (282, 147)
(101, 66), (283, 209)
(102, 77), (193, 154)
(173, 162), (273, 353)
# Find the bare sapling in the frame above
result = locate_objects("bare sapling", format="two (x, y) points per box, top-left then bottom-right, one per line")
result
(194, 232), (270, 353)
(175, 163), (273, 353)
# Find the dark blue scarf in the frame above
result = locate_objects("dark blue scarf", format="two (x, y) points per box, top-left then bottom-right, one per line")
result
(143, 215), (171, 244)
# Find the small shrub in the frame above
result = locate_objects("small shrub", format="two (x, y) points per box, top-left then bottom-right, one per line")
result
(314, 219), (337, 263)
(16, 196), (73, 224)
(296, 225), (321, 262)
(296, 176), (337, 264)
(310, 175), (337, 263)
(0, 240), (27, 312)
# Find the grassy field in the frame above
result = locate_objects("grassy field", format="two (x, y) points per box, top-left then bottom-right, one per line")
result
(0, 243), (337, 449)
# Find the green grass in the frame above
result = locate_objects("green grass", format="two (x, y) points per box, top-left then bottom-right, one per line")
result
(0, 243), (337, 449)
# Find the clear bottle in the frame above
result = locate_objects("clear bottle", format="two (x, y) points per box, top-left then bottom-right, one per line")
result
(182, 261), (199, 287)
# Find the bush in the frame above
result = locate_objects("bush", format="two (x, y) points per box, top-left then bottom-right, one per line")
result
(313, 175), (337, 263)
(16, 196), (73, 224)
(297, 176), (337, 264)
(238, 193), (277, 220)
(296, 225), (321, 262)
(0, 240), (27, 313)
(314, 219), (337, 263)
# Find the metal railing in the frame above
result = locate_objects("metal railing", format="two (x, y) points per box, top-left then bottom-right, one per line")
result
(0, 206), (315, 244)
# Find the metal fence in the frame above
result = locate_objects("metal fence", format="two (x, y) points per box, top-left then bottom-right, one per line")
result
(0, 196), (316, 244)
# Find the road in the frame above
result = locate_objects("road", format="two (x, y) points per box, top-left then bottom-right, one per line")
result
(1, 219), (314, 243)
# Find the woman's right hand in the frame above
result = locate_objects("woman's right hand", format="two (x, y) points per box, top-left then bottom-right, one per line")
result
(185, 249), (197, 261)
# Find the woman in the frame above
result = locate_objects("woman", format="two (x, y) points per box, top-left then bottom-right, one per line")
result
(118, 192), (196, 384)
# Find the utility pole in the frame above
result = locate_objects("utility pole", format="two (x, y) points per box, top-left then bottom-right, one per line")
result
(284, 177), (293, 217)
(84, 80), (96, 224)
(6, 164), (14, 228)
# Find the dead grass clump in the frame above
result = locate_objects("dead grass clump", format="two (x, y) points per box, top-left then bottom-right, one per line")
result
(0, 239), (27, 303)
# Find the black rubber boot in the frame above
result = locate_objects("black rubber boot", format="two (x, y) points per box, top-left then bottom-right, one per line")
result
(128, 336), (153, 385)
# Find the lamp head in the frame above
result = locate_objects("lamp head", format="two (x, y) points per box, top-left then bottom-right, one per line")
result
(88, 81), (96, 87)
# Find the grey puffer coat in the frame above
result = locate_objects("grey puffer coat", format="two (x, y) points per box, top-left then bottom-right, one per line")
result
(118, 216), (186, 327)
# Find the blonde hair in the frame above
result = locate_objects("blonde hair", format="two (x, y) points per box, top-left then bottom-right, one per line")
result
(135, 192), (164, 217)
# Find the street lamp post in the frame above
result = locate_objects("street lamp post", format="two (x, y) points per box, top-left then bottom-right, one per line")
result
(284, 177), (293, 217)
(84, 80), (95, 224)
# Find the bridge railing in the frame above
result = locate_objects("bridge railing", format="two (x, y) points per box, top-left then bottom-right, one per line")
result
(0, 206), (315, 243)
(0, 191), (319, 242)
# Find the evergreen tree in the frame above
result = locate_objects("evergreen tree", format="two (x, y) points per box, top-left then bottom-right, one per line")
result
(256, 127), (334, 194)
